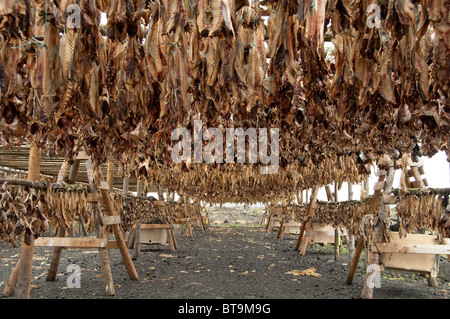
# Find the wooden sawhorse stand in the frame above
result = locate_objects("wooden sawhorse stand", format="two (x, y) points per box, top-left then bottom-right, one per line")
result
(129, 201), (178, 259)
(2, 149), (138, 298)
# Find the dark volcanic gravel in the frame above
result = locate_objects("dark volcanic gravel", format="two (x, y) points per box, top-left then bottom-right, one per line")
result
(0, 226), (449, 299)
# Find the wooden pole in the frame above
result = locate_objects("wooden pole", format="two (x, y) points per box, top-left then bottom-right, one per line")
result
(346, 173), (386, 286)
(46, 225), (66, 281)
(107, 160), (114, 192)
(347, 183), (355, 264)
(136, 178), (143, 197)
(98, 185), (139, 280)
(123, 165), (129, 196)
(56, 158), (71, 183)
(345, 237), (365, 285)
(134, 222), (141, 259)
(334, 183), (340, 261)
(361, 160), (395, 299)
(47, 158), (74, 281)
(67, 159), (81, 184)
(294, 188), (318, 253)
(85, 159), (116, 296)
(14, 144), (41, 298)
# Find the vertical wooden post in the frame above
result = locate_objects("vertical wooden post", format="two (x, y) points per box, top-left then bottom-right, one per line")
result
(300, 189), (318, 255)
(136, 178), (143, 197)
(15, 144), (41, 299)
(56, 159), (71, 183)
(361, 160), (395, 299)
(46, 225), (66, 281)
(134, 222), (141, 259)
(107, 160), (114, 192)
(345, 237), (365, 285)
(99, 185), (139, 280)
(346, 173), (386, 285)
(333, 182), (340, 261)
(347, 183), (355, 264)
(294, 188), (318, 253)
(85, 159), (116, 296)
(68, 159), (80, 184)
(3, 145), (41, 297)
(47, 157), (74, 281)
(123, 164), (129, 196)
(27, 145), (41, 181)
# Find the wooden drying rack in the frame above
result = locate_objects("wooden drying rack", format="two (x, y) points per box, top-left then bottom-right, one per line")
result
(2, 146), (138, 298)
(345, 155), (450, 299)
(128, 200), (178, 259)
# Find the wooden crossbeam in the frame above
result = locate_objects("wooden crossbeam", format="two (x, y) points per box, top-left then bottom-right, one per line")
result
(140, 224), (173, 229)
(371, 243), (450, 255)
(101, 215), (121, 226)
(34, 237), (108, 249)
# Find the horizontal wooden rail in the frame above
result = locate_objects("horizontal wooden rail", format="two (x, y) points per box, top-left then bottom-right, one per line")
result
(371, 243), (450, 255)
(140, 224), (172, 229)
(34, 237), (108, 249)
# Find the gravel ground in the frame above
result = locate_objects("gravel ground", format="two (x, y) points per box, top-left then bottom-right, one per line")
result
(0, 225), (448, 300)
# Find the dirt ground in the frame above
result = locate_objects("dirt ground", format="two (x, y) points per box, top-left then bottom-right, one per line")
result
(0, 225), (449, 300)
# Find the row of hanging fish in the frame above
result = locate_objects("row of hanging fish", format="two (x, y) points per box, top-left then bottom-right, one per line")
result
(0, 182), (49, 245)
(0, 1), (448, 208)
(291, 198), (375, 236)
(140, 154), (368, 205)
(0, 0), (447, 165)
(395, 190), (446, 238)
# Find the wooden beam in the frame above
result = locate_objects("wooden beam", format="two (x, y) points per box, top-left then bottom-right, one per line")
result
(107, 160), (114, 192)
(294, 188), (318, 252)
(101, 215), (121, 226)
(361, 160), (396, 299)
(15, 145), (41, 299)
(345, 237), (365, 285)
(98, 179), (139, 281)
(46, 225), (66, 281)
(35, 237), (108, 248)
(140, 224), (173, 229)
(85, 158), (115, 296)
(371, 243), (450, 255)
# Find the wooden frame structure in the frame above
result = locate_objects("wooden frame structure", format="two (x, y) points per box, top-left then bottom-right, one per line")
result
(128, 201), (178, 259)
(2, 147), (138, 298)
(345, 155), (450, 299)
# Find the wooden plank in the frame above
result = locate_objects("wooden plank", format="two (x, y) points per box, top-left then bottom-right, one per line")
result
(153, 200), (165, 206)
(87, 193), (100, 203)
(375, 169), (387, 176)
(34, 237), (108, 248)
(107, 161), (114, 192)
(101, 215), (121, 226)
(305, 230), (336, 237)
(140, 228), (168, 245)
(373, 181), (385, 191)
(408, 158), (424, 167)
(382, 195), (398, 204)
(107, 240), (119, 249)
(175, 218), (189, 223)
(98, 181), (109, 190)
(371, 243), (450, 255)
(140, 224), (172, 229)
